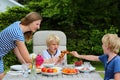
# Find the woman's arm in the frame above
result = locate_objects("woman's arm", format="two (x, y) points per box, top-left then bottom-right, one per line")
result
(13, 47), (26, 63)
(70, 51), (100, 61)
(15, 40), (31, 63)
(114, 73), (120, 80)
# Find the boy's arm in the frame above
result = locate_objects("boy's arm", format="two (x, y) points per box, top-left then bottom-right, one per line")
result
(70, 51), (100, 61)
(114, 73), (120, 80)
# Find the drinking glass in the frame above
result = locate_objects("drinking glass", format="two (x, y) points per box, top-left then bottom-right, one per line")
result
(22, 63), (29, 78)
(84, 62), (90, 69)
(29, 64), (37, 80)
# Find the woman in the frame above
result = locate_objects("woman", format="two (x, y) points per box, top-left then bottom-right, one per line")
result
(70, 34), (120, 80)
(0, 12), (42, 79)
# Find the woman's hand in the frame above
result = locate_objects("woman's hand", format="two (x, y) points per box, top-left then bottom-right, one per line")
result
(70, 51), (80, 58)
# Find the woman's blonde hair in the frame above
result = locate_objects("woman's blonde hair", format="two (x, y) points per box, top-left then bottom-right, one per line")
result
(21, 12), (42, 42)
(46, 34), (60, 46)
(102, 34), (120, 54)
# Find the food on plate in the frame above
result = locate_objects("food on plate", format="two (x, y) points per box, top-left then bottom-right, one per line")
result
(41, 67), (48, 72)
(75, 60), (83, 66)
(59, 50), (70, 59)
(47, 68), (53, 73)
(81, 67), (89, 70)
(53, 68), (58, 73)
(36, 68), (41, 73)
(62, 68), (78, 74)
(41, 67), (58, 73)
(29, 64), (33, 69)
(43, 63), (54, 67)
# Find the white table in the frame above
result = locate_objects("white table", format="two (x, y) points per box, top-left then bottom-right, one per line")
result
(3, 71), (103, 80)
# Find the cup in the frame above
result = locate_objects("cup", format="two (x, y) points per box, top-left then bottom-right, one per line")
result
(84, 62), (90, 69)
(22, 63), (29, 78)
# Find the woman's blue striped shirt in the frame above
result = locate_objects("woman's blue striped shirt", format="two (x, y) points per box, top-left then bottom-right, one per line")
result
(0, 21), (25, 57)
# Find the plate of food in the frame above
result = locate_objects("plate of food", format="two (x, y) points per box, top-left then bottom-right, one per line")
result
(62, 68), (79, 75)
(35, 68), (41, 73)
(41, 67), (61, 76)
(42, 63), (55, 68)
(75, 66), (96, 73)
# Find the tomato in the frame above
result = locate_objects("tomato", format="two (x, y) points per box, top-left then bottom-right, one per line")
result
(41, 68), (47, 72)
(47, 68), (53, 73)
(36, 64), (40, 69)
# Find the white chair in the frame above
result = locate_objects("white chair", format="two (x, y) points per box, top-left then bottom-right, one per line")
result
(33, 30), (67, 54)
(33, 30), (67, 64)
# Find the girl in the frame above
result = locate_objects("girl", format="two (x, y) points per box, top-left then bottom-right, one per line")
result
(70, 34), (120, 80)
(0, 12), (42, 80)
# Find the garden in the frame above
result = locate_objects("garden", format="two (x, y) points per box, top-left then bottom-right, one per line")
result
(0, 0), (120, 75)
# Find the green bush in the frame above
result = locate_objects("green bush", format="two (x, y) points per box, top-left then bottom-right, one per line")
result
(67, 26), (119, 64)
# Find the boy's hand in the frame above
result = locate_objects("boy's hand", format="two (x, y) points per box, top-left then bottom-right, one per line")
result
(55, 57), (64, 65)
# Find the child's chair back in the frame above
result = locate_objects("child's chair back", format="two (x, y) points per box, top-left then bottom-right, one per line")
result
(33, 30), (67, 54)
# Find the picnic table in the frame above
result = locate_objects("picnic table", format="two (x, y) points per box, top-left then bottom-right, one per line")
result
(3, 65), (103, 80)
(3, 71), (103, 80)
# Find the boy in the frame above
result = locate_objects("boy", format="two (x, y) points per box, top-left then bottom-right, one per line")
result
(42, 34), (66, 65)
(70, 34), (120, 80)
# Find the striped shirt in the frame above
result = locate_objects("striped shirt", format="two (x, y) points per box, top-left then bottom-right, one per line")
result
(0, 21), (25, 57)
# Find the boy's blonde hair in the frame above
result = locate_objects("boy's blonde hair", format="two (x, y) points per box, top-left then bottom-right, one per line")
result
(102, 34), (120, 54)
(46, 34), (60, 46)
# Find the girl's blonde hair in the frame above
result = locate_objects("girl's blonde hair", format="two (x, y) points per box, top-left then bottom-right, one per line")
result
(102, 34), (120, 54)
(46, 34), (60, 46)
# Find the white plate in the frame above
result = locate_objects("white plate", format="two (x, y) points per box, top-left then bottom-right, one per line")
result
(10, 65), (22, 71)
(41, 71), (61, 76)
(62, 72), (78, 75)
(75, 66), (96, 73)
(52, 67), (62, 71)
(42, 63), (55, 67)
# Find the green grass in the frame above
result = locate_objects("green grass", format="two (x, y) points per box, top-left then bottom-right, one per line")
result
(91, 61), (104, 71)
(100, 73), (104, 78)
(91, 61), (104, 78)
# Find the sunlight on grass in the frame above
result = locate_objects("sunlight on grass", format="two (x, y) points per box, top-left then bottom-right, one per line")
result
(91, 61), (104, 71)
(91, 61), (104, 78)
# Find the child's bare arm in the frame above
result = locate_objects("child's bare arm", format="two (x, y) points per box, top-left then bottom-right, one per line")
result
(114, 73), (120, 80)
(70, 51), (100, 61)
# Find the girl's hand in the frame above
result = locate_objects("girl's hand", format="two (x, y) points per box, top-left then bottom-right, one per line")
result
(70, 51), (79, 58)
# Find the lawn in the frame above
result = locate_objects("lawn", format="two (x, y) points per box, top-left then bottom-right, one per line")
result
(91, 61), (104, 78)
(91, 61), (104, 71)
